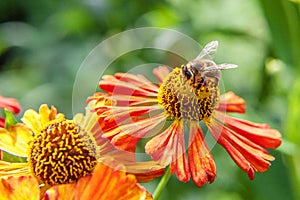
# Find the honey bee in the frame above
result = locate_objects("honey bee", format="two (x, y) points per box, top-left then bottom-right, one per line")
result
(181, 41), (237, 89)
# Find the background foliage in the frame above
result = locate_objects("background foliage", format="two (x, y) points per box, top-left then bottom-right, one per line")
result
(0, 0), (299, 199)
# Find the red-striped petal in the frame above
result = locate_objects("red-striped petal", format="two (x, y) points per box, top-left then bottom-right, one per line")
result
(146, 120), (190, 183)
(108, 114), (166, 152)
(188, 122), (216, 187)
(99, 73), (158, 97)
(217, 92), (246, 113)
(222, 114), (282, 149)
(208, 119), (277, 180)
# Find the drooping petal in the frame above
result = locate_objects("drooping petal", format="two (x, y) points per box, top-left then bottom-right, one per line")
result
(170, 122), (190, 182)
(146, 120), (190, 183)
(46, 162), (152, 200)
(188, 122), (216, 187)
(122, 160), (165, 182)
(0, 176), (40, 200)
(208, 119), (277, 180)
(0, 161), (31, 178)
(217, 92), (246, 113)
(0, 96), (21, 114)
(0, 124), (32, 157)
(221, 113), (282, 148)
(153, 66), (170, 85)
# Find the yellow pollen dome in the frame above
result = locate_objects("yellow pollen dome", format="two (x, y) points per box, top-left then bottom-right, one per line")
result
(28, 118), (98, 185)
(157, 68), (220, 122)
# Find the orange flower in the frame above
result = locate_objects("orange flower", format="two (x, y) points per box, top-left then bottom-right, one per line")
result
(92, 65), (281, 187)
(0, 162), (152, 200)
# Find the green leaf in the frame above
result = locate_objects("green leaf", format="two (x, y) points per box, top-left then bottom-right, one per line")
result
(260, 0), (300, 69)
(4, 109), (17, 129)
(2, 151), (26, 163)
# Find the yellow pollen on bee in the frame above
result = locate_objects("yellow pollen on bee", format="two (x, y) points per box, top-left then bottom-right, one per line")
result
(28, 118), (99, 185)
(157, 67), (220, 121)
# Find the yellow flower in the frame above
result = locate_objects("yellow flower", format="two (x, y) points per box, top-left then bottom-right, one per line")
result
(0, 101), (164, 193)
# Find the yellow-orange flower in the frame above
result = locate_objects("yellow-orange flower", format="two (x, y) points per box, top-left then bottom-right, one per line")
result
(91, 66), (282, 187)
(0, 101), (164, 194)
(0, 162), (152, 200)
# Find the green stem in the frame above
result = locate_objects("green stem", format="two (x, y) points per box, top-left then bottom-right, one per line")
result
(153, 166), (171, 200)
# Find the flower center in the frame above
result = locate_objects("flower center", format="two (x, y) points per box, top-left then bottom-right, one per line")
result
(28, 119), (98, 185)
(157, 68), (220, 121)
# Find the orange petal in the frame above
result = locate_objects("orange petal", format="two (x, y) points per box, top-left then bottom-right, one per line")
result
(208, 120), (276, 180)
(127, 163), (165, 182)
(110, 114), (166, 152)
(146, 121), (179, 165)
(146, 120), (190, 183)
(169, 121), (190, 182)
(188, 123), (216, 187)
(217, 92), (246, 113)
(0, 96), (21, 114)
(99, 73), (158, 97)
(110, 156), (165, 182)
(115, 73), (159, 94)
(0, 176), (40, 200)
(223, 114), (282, 148)
(208, 124), (254, 179)
(46, 162), (151, 200)
(153, 66), (170, 85)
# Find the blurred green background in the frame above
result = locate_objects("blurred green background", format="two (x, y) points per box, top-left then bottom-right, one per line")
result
(0, 0), (299, 199)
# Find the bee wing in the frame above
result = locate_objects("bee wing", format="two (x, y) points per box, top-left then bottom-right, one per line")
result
(196, 41), (219, 60)
(216, 63), (238, 70)
(204, 63), (238, 71)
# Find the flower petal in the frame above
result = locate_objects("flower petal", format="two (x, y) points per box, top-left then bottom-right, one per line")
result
(108, 114), (166, 152)
(188, 122), (216, 187)
(223, 114), (282, 148)
(146, 120), (190, 183)
(170, 122), (190, 182)
(153, 66), (170, 85)
(0, 124), (32, 157)
(22, 104), (65, 134)
(115, 73), (158, 94)
(0, 161), (31, 178)
(0, 176), (40, 200)
(0, 96), (21, 114)
(217, 92), (246, 113)
(100, 73), (158, 97)
(46, 162), (151, 200)
(208, 119), (277, 180)
(75, 101), (165, 182)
